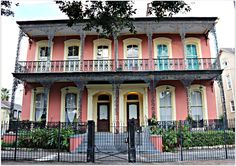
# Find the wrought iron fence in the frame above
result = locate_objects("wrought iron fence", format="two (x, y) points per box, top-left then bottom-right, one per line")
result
(15, 58), (220, 73)
(1, 119), (234, 163)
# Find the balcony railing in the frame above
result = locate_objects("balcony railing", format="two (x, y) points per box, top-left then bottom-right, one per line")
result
(15, 58), (220, 73)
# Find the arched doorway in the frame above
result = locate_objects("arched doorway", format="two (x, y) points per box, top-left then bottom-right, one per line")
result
(126, 93), (140, 127)
(97, 94), (111, 132)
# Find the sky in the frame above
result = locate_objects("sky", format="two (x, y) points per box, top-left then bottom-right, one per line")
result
(1, 0), (235, 105)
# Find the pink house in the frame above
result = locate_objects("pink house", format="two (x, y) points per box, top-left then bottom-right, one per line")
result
(14, 17), (221, 132)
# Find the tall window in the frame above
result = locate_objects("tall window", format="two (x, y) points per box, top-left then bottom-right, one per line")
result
(186, 44), (197, 57)
(35, 93), (45, 121)
(65, 93), (77, 123)
(226, 75), (232, 89)
(230, 100), (235, 112)
(127, 45), (139, 58)
(191, 91), (203, 121)
(97, 45), (109, 59)
(157, 44), (168, 57)
(159, 90), (172, 121)
(68, 46), (79, 57)
(39, 47), (50, 58)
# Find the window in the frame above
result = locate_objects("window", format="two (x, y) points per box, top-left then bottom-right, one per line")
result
(68, 46), (79, 57)
(230, 100), (235, 112)
(222, 60), (228, 68)
(127, 45), (139, 58)
(191, 91), (203, 122)
(127, 94), (139, 100)
(97, 45), (109, 59)
(159, 91), (172, 121)
(65, 93), (77, 123)
(226, 75), (232, 89)
(186, 44), (197, 57)
(35, 93), (45, 122)
(39, 47), (50, 58)
(98, 94), (110, 101)
(157, 44), (168, 57)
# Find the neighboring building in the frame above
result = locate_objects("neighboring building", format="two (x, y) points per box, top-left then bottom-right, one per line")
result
(215, 48), (235, 120)
(1, 101), (22, 123)
(13, 17), (222, 131)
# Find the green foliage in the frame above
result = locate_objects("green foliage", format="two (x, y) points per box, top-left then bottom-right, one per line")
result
(1, 1), (19, 17)
(56, 1), (191, 37)
(18, 127), (74, 150)
(1, 142), (15, 148)
(1, 88), (10, 101)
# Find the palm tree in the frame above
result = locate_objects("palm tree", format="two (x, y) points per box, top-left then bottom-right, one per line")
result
(1, 88), (10, 101)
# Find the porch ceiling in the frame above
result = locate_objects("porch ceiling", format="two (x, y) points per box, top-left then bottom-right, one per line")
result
(13, 70), (222, 84)
(17, 17), (218, 37)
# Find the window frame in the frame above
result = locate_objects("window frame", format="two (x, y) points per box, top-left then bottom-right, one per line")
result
(93, 39), (112, 60)
(65, 93), (78, 123)
(226, 74), (232, 90)
(123, 38), (142, 59)
(184, 37), (202, 58)
(230, 100), (235, 112)
(35, 40), (54, 61)
(64, 39), (80, 60)
(153, 37), (172, 59)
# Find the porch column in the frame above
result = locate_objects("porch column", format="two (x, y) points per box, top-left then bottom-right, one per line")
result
(147, 33), (153, 70)
(113, 34), (119, 70)
(47, 33), (54, 61)
(41, 82), (53, 122)
(9, 29), (24, 131)
(75, 81), (87, 123)
(147, 76), (159, 119)
(180, 79), (193, 117)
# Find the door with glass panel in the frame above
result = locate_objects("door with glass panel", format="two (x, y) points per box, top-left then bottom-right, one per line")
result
(191, 91), (203, 127)
(127, 102), (139, 127)
(66, 46), (79, 71)
(126, 45), (139, 70)
(159, 90), (172, 122)
(186, 44), (199, 70)
(96, 45), (109, 71)
(97, 103), (110, 132)
(157, 44), (169, 70)
(38, 46), (50, 72)
(35, 93), (46, 122)
(65, 93), (77, 123)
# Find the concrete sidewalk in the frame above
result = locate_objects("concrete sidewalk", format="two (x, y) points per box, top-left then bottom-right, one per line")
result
(1, 159), (235, 165)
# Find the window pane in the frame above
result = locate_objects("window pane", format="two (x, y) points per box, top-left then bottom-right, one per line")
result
(128, 104), (138, 119)
(191, 91), (203, 121)
(160, 91), (172, 121)
(127, 45), (138, 58)
(157, 44), (168, 57)
(186, 44), (197, 57)
(127, 94), (138, 100)
(99, 105), (108, 120)
(40, 47), (49, 57)
(68, 46), (79, 57)
(97, 45), (109, 59)
(35, 93), (44, 121)
(65, 93), (77, 122)
(98, 95), (109, 101)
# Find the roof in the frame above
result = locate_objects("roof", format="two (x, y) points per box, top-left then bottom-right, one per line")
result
(1, 101), (22, 110)
(16, 17), (218, 25)
(220, 48), (235, 55)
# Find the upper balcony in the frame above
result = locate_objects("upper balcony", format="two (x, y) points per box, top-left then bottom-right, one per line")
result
(15, 58), (220, 73)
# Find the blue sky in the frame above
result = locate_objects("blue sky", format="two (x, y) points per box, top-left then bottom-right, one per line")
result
(1, 0), (235, 105)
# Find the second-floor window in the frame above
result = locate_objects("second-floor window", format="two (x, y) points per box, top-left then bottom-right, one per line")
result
(157, 44), (168, 58)
(226, 75), (232, 89)
(230, 100), (235, 112)
(68, 46), (79, 57)
(39, 46), (50, 58)
(186, 44), (197, 57)
(97, 45), (109, 59)
(127, 45), (139, 58)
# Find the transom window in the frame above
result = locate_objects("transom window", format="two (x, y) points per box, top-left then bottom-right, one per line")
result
(127, 94), (139, 100)
(157, 44), (168, 58)
(127, 45), (139, 58)
(191, 91), (203, 121)
(39, 47), (50, 58)
(97, 45), (109, 59)
(98, 94), (110, 101)
(186, 44), (197, 57)
(159, 91), (172, 121)
(35, 93), (45, 122)
(65, 93), (77, 123)
(68, 46), (79, 57)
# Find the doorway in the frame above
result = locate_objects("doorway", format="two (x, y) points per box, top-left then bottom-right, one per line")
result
(97, 94), (110, 132)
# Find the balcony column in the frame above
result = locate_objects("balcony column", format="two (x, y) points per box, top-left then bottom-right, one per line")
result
(113, 34), (119, 70)
(9, 29), (24, 131)
(47, 33), (54, 61)
(75, 81), (87, 123)
(147, 33), (153, 69)
(41, 82), (53, 123)
(180, 25), (187, 69)
(180, 79), (193, 117)
(79, 32), (86, 61)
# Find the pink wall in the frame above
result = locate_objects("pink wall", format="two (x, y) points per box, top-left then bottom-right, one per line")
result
(21, 88), (32, 120)
(26, 34), (211, 61)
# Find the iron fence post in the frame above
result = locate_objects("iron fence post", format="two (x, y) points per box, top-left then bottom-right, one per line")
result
(14, 119), (19, 161)
(87, 120), (95, 162)
(57, 121), (61, 162)
(128, 119), (136, 163)
(179, 120), (183, 161)
(223, 119), (228, 159)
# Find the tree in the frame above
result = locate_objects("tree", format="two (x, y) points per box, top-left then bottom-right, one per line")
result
(56, 1), (191, 37)
(1, 1), (19, 16)
(1, 88), (10, 101)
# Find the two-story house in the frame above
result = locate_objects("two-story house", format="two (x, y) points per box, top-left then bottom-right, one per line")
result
(13, 17), (221, 132)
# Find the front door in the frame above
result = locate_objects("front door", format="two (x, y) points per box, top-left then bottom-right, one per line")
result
(127, 102), (139, 127)
(97, 103), (110, 132)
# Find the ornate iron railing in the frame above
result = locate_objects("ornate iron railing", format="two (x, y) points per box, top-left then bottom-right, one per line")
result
(15, 58), (220, 73)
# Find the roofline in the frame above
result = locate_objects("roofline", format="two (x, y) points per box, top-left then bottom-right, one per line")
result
(16, 17), (218, 25)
